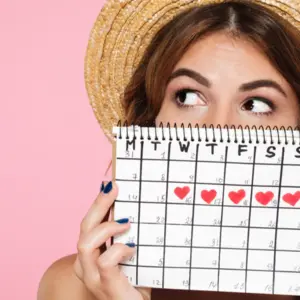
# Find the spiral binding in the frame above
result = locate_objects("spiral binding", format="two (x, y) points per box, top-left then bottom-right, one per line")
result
(116, 121), (300, 145)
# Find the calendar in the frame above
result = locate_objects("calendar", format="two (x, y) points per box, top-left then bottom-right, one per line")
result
(112, 125), (300, 295)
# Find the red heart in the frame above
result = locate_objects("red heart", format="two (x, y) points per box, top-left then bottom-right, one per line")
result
(229, 189), (246, 204)
(201, 189), (217, 204)
(255, 191), (274, 206)
(174, 186), (190, 200)
(283, 192), (300, 206)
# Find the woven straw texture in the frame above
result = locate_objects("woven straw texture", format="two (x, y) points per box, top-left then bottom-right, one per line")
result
(84, 0), (300, 142)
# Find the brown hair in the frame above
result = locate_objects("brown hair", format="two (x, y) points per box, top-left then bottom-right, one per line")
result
(122, 0), (300, 125)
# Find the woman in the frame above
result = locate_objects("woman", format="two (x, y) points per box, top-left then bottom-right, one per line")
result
(37, 0), (300, 299)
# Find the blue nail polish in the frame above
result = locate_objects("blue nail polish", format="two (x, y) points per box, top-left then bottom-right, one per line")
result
(116, 218), (129, 224)
(100, 182), (105, 192)
(103, 181), (113, 194)
(126, 243), (136, 248)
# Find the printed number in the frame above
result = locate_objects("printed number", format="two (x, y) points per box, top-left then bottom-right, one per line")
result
(241, 240), (247, 248)
(185, 217), (192, 225)
(268, 221), (275, 228)
(214, 199), (222, 205)
(126, 276), (133, 283)
(239, 219), (248, 226)
(156, 237), (164, 245)
(161, 152), (166, 159)
(269, 240), (274, 249)
(156, 216), (165, 224)
(216, 178), (223, 184)
(213, 219), (221, 226)
(182, 280), (189, 287)
(161, 174), (166, 181)
(267, 263), (273, 270)
(157, 194), (166, 202)
(185, 197), (192, 204)
(243, 200), (248, 206)
(248, 156), (252, 162)
(289, 285), (300, 293)
(186, 260), (190, 266)
(293, 265), (300, 272)
(208, 281), (217, 290)
(129, 256), (135, 263)
(211, 239), (219, 247)
(240, 262), (245, 269)
(212, 260), (218, 266)
(272, 180), (279, 186)
(189, 175), (194, 182)
(125, 150), (134, 158)
(158, 258), (163, 266)
(272, 200), (278, 207)
(220, 155), (224, 161)
(278, 157), (282, 164)
(153, 280), (161, 286)
(185, 238), (192, 246)
(133, 173), (138, 180)
(234, 283), (245, 291)
(265, 285), (273, 293)
(128, 194), (138, 201)
(244, 180), (249, 185)
(296, 242), (300, 250)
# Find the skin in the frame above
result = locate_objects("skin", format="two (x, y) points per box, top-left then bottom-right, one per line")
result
(37, 32), (299, 300)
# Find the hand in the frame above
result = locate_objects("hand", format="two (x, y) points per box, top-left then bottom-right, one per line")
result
(73, 181), (151, 300)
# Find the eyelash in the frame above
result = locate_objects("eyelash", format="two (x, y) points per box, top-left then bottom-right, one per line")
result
(173, 88), (202, 109)
(173, 88), (276, 116)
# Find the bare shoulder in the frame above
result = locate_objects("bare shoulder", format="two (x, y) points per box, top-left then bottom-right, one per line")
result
(37, 254), (95, 300)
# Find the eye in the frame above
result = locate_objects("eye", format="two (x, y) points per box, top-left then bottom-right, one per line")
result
(174, 88), (206, 107)
(241, 97), (274, 115)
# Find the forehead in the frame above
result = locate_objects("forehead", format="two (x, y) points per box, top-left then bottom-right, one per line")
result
(174, 32), (285, 83)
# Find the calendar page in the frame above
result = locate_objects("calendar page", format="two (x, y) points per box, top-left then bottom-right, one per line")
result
(112, 125), (300, 296)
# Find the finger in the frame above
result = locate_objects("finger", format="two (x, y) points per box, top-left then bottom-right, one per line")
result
(97, 243), (136, 280)
(80, 181), (118, 235)
(77, 221), (130, 277)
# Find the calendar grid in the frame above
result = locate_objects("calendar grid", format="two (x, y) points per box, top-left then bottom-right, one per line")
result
(245, 146), (257, 292)
(116, 156), (300, 167)
(115, 199), (300, 210)
(136, 141), (144, 285)
(217, 146), (228, 291)
(272, 147), (285, 294)
(162, 142), (172, 288)
(114, 131), (300, 295)
(188, 143), (200, 289)
(115, 178), (300, 189)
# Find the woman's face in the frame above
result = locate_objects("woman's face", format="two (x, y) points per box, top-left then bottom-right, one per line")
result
(156, 32), (299, 128)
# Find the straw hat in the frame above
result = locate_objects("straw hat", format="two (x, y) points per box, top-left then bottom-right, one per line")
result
(84, 0), (300, 142)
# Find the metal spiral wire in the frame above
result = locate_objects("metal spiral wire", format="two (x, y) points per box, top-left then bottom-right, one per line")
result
(116, 121), (300, 145)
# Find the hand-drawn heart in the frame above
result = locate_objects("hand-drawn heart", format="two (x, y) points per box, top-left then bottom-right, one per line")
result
(201, 189), (217, 204)
(228, 189), (246, 204)
(255, 191), (274, 206)
(283, 192), (300, 206)
(174, 186), (190, 200)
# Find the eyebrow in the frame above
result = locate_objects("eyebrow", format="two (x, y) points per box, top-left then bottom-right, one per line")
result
(167, 68), (287, 97)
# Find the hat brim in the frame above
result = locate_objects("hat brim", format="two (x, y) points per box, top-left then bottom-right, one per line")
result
(84, 0), (300, 142)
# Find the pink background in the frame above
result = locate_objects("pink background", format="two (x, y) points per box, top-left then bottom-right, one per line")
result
(0, 0), (109, 299)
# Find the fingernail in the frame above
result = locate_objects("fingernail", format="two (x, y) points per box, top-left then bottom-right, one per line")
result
(116, 218), (129, 224)
(103, 181), (113, 194)
(100, 182), (105, 192)
(126, 243), (136, 248)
